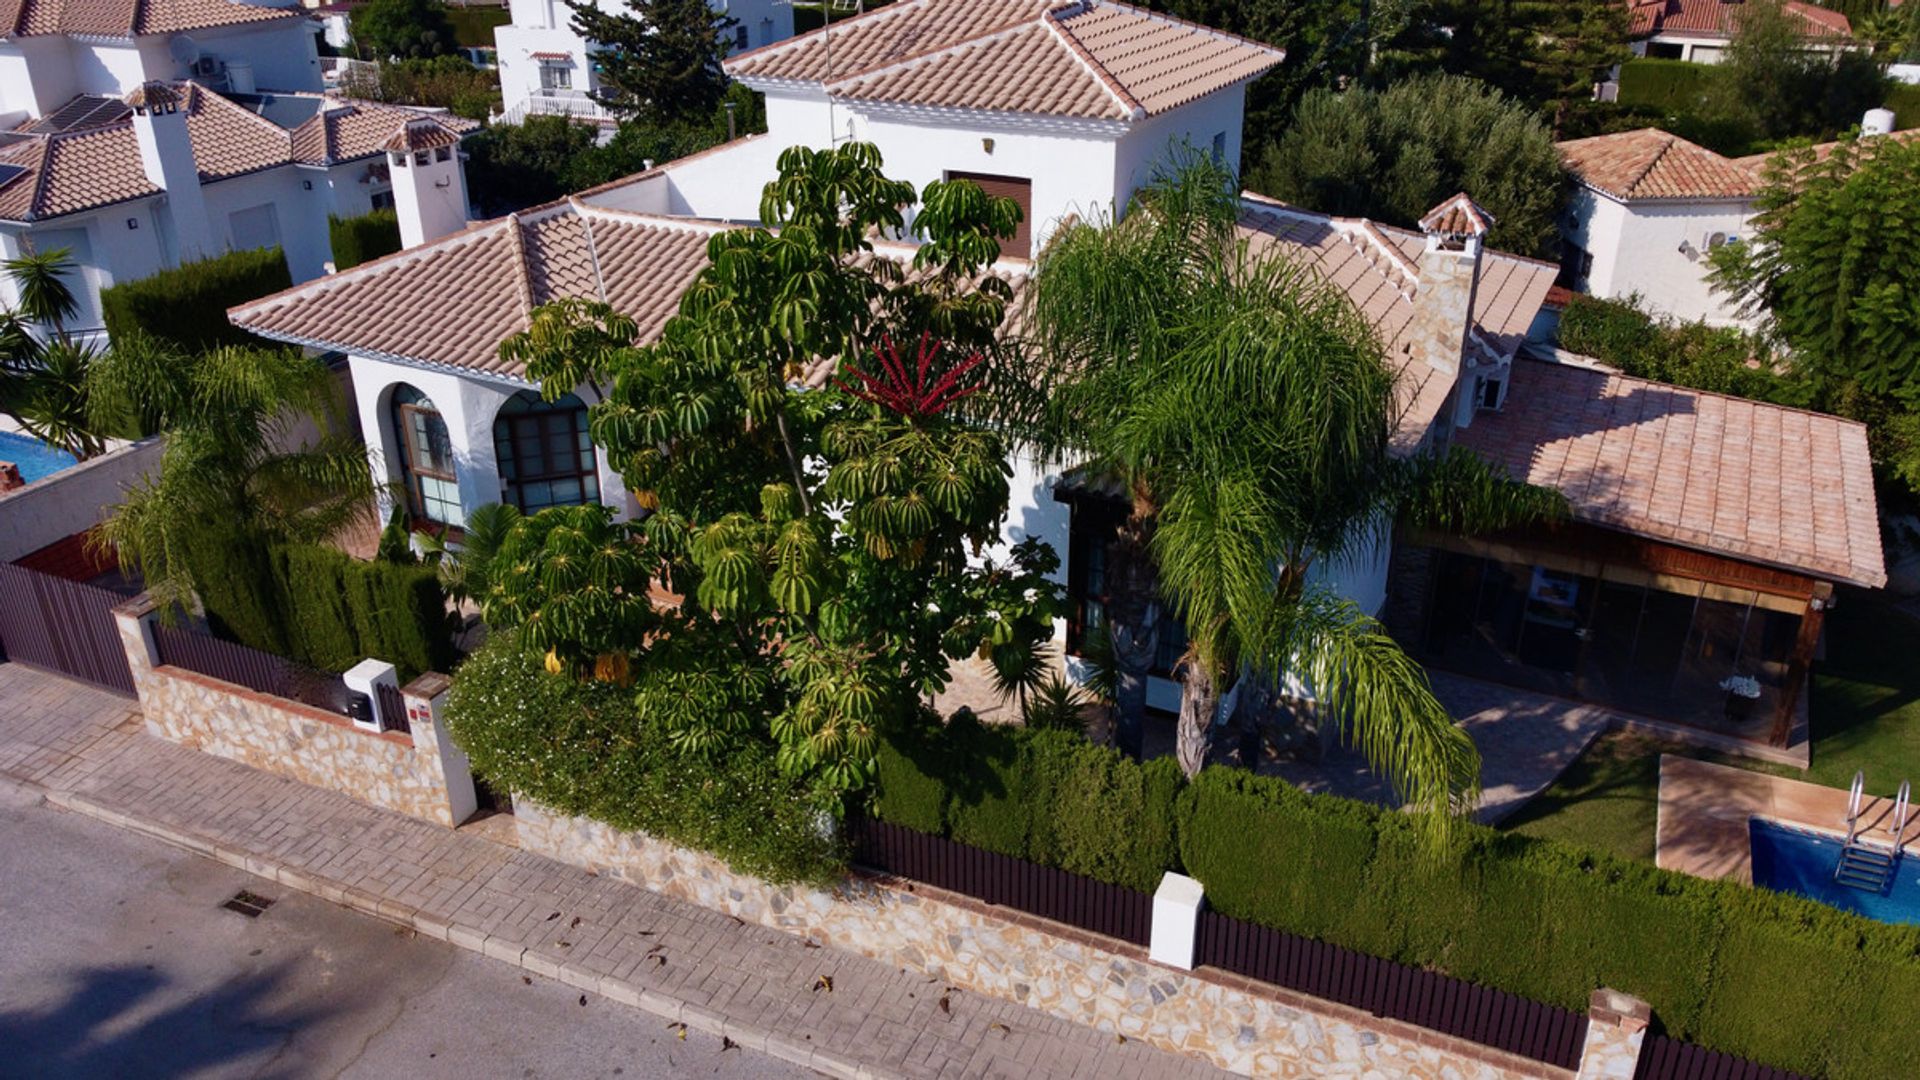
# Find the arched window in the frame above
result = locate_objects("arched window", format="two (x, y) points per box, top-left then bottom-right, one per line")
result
(389, 384), (462, 525)
(493, 391), (599, 512)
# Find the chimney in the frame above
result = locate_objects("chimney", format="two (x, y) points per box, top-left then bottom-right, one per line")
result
(385, 118), (470, 249)
(127, 82), (215, 262)
(1409, 192), (1494, 438)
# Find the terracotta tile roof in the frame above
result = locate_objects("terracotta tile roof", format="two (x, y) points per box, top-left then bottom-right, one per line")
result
(228, 203), (732, 379)
(1418, 192), (1494, 239)
(1456, 357), (1885, 587)
(728, 0), (1281, 121)
(1558, 128), (1760, 202)
(1236, 193), (1558, 453)
(1626, 0), (1851, 40)
(381, 115), (464, 153)
(287, 100), (476, 166)
(0, 86), (473, 222)
(2, 0), (301, 38)
(1731, 128), (1920, 171)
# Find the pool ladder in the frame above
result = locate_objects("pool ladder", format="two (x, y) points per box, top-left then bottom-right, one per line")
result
(1834, 771), (1908, 894)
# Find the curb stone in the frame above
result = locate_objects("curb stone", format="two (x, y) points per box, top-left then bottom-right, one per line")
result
(41, 788), (893, 1080)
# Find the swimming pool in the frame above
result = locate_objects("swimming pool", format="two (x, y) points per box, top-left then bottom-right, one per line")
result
(1749, 819), (1920, 924)
(0, 429), (78, 485)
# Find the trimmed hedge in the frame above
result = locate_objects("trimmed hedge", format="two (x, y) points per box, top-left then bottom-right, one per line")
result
(445, 636), (844, 884)
(193, 535), (457, 680)
(329, 210), (403, 271)
(869, 722), (1920, 1078)
(1617, 58), (1720, 110)
(1890, 82), (1920, 133)
(100, 247), (291, 353)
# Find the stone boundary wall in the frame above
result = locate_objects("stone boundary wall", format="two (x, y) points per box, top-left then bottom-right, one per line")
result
(514, 800), (1567, 1080)
(114, 598), (473, 826)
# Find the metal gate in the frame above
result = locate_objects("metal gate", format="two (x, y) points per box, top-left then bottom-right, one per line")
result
(0, 562), (136, 696)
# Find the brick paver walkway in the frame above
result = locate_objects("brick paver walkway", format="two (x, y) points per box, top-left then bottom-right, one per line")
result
(0, 663), (1226, 1080)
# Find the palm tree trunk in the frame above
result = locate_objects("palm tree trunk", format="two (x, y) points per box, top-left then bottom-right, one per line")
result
(1176, 657), (1215, 778)
(1109, 605), (1156, 760)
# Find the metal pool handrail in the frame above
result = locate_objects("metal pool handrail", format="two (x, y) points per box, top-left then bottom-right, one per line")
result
(1895, 780), (1912, 855)
(1845, 770), (1866, 845)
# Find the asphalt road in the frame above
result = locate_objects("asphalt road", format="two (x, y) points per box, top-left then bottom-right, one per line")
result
(0, 778), (816, 1080)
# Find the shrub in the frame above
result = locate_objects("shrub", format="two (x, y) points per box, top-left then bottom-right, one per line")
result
(195, 537), (456, 680)
(445, 636), (844, 884)
(100, 247), (292, 353)
(1891, 82), (1920, 133)
(330, 210), (403, 271)
(1556, 293), (1809, 407)
(1617, 58), (1720, 110)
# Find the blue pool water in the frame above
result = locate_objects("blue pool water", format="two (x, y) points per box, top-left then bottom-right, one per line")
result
(0, 429), (78, 484)
(1749, 819), (1920, 924)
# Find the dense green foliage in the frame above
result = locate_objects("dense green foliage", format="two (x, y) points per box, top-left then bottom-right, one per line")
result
(99, 247), (291, 354)
(570, 0), (732, 124)
(329, 211), (403, 271)
(1616, 58), (1719, 111)
(1246, 74), (1568, 257)
(191, 536), (457, 679)
(867, 730), (1920, 1077)
(445, 635), (844, 883)
(1893, 82), (1920, 130)
(340, 55), (496, 119)
(351, 0), (456, 59)
(1557, 293), (1807, 405)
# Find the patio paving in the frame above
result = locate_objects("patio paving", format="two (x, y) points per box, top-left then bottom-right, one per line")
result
(1656, 755), (1917, 884)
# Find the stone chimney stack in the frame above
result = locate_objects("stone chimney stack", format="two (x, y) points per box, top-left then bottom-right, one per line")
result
(1410, 192), (1494, 438)
(385, 118), (469, 249)
(127, 82), (215, 262)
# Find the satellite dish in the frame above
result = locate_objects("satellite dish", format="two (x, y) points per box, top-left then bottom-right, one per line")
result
(170, 35), (201, 67)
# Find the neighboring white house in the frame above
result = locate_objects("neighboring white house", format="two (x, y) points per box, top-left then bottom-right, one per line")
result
(1556, 119), (1910, 328)
(1625, 0), (1853, 64)
(0, 80), (476, 338)
(492, 0), (794, 125)
(0, 0), (323, 122)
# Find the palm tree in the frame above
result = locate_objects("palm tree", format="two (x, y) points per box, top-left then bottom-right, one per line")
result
(1014, 154), (1561, 834)
(0, 245), (115, 459)
(94, 343), (383, 617)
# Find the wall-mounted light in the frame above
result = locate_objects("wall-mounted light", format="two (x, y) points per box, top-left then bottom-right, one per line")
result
(126, 218), (138, 230)
(981, 137), (995, 154)
(302, 179), (313, 190)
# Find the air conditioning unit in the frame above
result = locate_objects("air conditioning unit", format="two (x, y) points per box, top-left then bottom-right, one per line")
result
(1705, 230), (1737, 250)
(194, 56), (223, 78)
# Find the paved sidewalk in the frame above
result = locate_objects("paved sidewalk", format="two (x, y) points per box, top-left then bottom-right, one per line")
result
(0, 664), (1226, 1080)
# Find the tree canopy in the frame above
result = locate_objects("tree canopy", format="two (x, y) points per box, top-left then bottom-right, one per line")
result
(1246, 74), (1569, 259)
(350, 0), (456, 60)
(573, 0), (734, 125)
(488, 143), (1057, 799)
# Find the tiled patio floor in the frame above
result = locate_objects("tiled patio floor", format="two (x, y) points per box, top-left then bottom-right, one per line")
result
(1656, 755), (1917, 883)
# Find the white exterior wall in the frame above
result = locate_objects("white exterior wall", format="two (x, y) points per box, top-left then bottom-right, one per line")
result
(0, 37), (76, 117)
(191, 22), (324, 92)
(347, 354), (637, 527)
(855, 108), (1123, 258)
(0, 203), (171, 333)
(204, 167), (334, 281)
(1111, 85), (1247, 208)
(1565, 185), (1754, 327)
(0, 22), (318, 118)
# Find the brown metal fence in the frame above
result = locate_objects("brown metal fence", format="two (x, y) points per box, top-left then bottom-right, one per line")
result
(848, 817), (1154, 946)
(1633, 1034), (1810, 1080)
(375, 682), (411, 735)
(0, 562), (135, 696)
(151, 624), (355, 717)
(1195, 909), (1588, 1069)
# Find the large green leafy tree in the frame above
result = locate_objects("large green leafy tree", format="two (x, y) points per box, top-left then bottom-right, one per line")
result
(1707, 0), (1887, 146)
(351, 0), (456, 60)
(1710, 133), (1920, 488)
(95, 342), (382, 618)
(1010, 155), (1562, 835)
(1247, 74), (1569, 259)
(488, 143), (1059, 796)
(573, 0), (733, 126)
(1375, 0), (1630, 129)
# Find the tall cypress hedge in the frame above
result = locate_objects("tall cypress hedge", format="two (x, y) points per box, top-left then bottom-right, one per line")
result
(99, 247), (292, 352)
(329, 210), (403, 271)
(196, 538), (457, 680)
(869, 723), (1920, 1078)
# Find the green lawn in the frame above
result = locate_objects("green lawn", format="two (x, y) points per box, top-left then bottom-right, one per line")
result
(1500, 591), (1920, 862)
(447, 6), (510, 48)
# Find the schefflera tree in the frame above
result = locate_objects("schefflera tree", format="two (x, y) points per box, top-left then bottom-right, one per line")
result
(487, 143), (1062, 800)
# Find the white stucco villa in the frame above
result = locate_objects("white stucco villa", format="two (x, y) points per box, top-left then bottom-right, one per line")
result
(230, 0), (1882, 745)
(1625, 0), (1853, 64)
(493, 0), (794, 126)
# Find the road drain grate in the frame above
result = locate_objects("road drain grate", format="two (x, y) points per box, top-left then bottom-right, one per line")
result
(221, 890), (276, 918)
